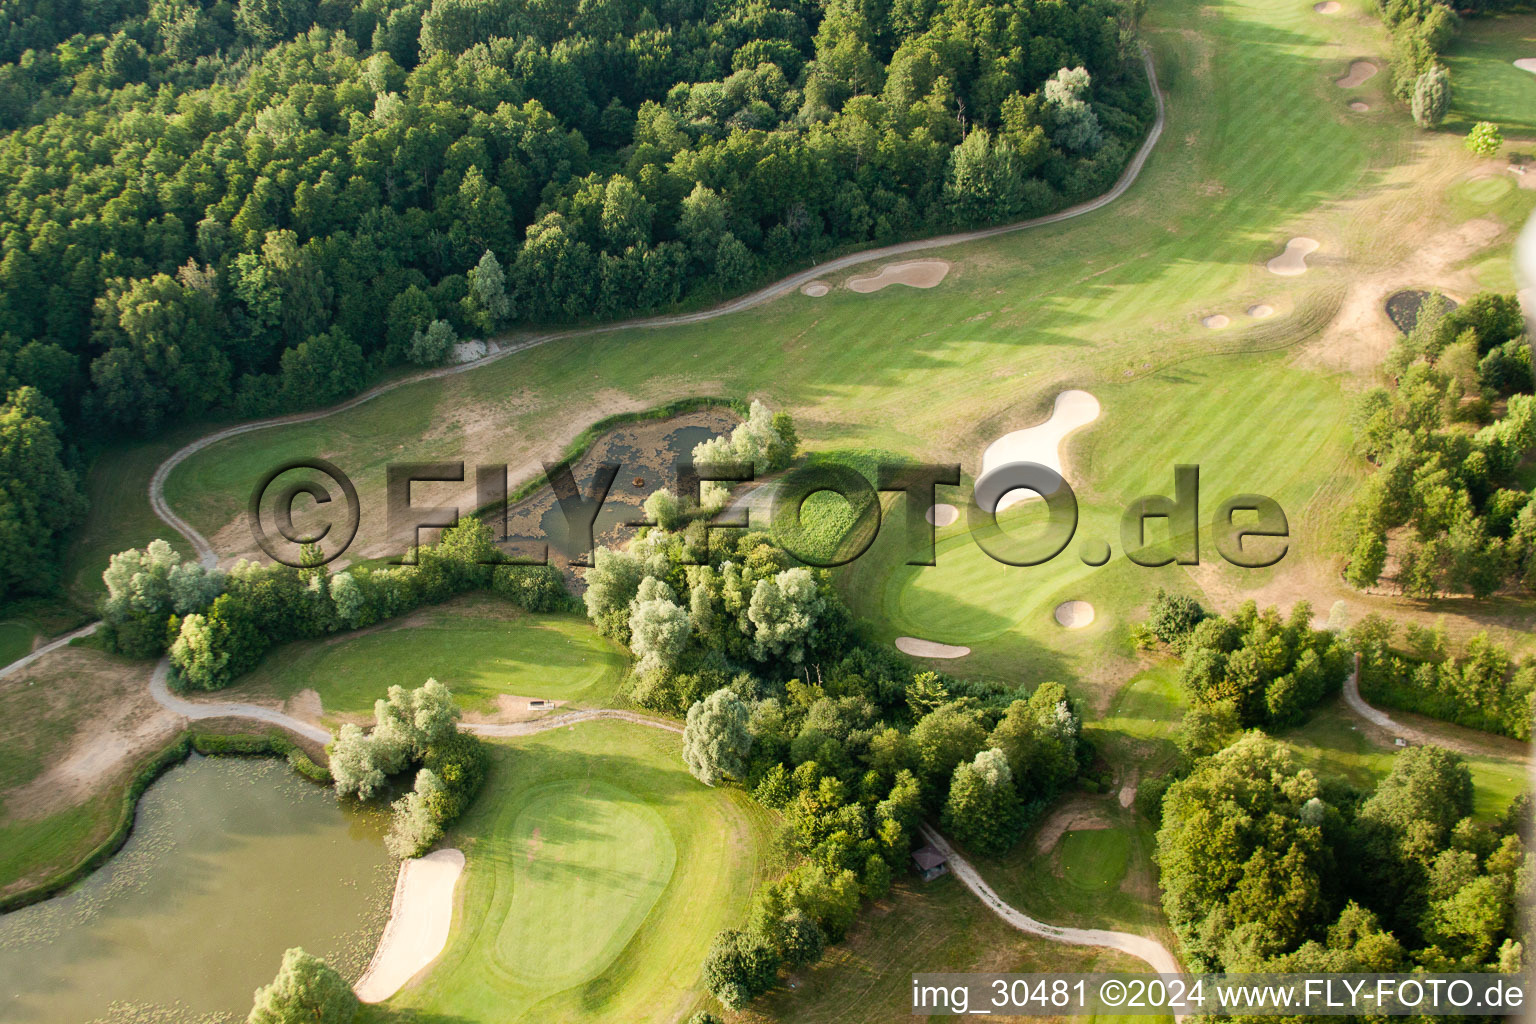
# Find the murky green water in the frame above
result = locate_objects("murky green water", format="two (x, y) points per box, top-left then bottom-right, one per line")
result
(0, 755), (392, 1023)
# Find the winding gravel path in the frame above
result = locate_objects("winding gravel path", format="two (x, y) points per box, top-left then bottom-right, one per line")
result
(918, 824), (1182, 975)
(145, 48), (1164, 568)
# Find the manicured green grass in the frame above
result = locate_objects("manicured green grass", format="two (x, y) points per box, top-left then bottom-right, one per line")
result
(0, 802), (108, 900)
(159, 0), (1419, 578)
(221, 597), (628, 719)
(1443, 14), (1536, 134)
(1057, 829), (1133, 892)
(381, 721), (777, 1024)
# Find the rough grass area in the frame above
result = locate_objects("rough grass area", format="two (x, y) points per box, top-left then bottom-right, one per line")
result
(740, 874), (1171, 1024)
(219, 595), (628, 720)
(379, 720), (778, 1023)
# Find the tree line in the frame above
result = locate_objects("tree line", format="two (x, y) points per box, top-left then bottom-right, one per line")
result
(1342, 293), (1536, 600)
(98, 520), (570, 686)
(582, 408), (1088, 1010)
(0, 0), (1155, 603)
(1374, 0), (1521, 129)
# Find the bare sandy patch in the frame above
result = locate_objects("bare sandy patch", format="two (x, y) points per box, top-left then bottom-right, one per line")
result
(1349, 101), (1370, 112)
(846, 259), (950, 293)
(976, 390), (1101, 512)
(926, 503), (960, 527)
(1119, 783), (1137, 808)
(1313, 1), (1340, 11)
(895, 637), (971, 659)
(1034, 800), (1112, 854)
(1514, 58), (1536, 74)
(1336, 61), (1377, 88)
(1247, 303), (1275, 318)
(1302, 217), (1504, 373)
(450, 339), (488, 364)
(355, 847), (464, 1002)
(800, 281), (829, 297)
(1, 646), (180, 822)
(1267, 237), (1319, 276)
(1201, 314), (1230, 329)
(285, 688), (324, 725)
(1054, 601), (1095, 628)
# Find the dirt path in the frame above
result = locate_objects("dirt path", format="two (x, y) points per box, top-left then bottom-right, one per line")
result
(918, 824), (1182, 975)
(145, 49), (1164, 567)
(147, 658), (681, 746)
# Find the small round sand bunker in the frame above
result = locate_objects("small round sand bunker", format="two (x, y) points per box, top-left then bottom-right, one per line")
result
(1054, 601), (1095, 628)
(1336, 61), (1377, 88)
(1267, 237), (1319, 276)
(1349, 101), (1370, 112)
(1313, 1), (1340, 11)
(1514, 58), (1536, 75)
(847, 260), (950, 293)
(1247, 303), (1275, 318)
(801, 281), (829, 297)
(926, 503), (960, 527)
(895, 636), (970, 659)
(1201, 314), (1230, 329)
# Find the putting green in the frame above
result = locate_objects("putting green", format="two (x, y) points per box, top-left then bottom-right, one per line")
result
(390, 721), (775, 1023)
(1458, 176), (1515, 204)
(222, 598), (627, 717)
(501, 781), (675, 988)
(1057, 830), (1131, 892)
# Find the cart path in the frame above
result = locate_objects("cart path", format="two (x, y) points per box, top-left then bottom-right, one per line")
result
(147, 49), (1164, 569)
(918, 823), (1182, 975)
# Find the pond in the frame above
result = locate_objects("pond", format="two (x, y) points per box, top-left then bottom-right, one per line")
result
(0, 755), (392, 1023)
(497, 408), (739, 567)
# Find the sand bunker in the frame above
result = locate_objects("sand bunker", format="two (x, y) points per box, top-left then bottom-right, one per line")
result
(926, 503), (960, 527)
(1349, 101), (1370, 112)
(1267, 237), (1319, 276)
(1514, 58), (1536, 74)
(976, 390), (1101, 512)
(846, 260), (950, 293)
(1313, 1), (1340, 11)
(450, 339), (488, 364)
(800, 281), (829, 297)
(1247, 303), (1275, 318)
(1201, 314), (1230, 329)
(1336, 61), (1377, 88)
(355, 848), (465, 1003)
(895, 636), (971, 659)
(1054, 601), (1095, 628)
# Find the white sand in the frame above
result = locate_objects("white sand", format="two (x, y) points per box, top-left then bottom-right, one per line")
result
(1267, 237), (1319, 276)
(1053, 601), (1095, 628)
(846, 259), (950, 293)
(1349, 101), (1370, 112)
(895, 637), (971, 659)
(926, 503), (960, 527)
(1336, 61), (1377, 88)
(1201, 314), (1230, 329)
(355, 848), (465, 1003)
(1247, 303), (1275, 318)
(1313, 1), (1340, 11)
(976, 390), (1100, 512)
(1514, 58), (1536, 74)
(800, 281), (829, 297)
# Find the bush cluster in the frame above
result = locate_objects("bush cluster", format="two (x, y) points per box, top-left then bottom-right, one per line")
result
(1342, 293), (1536, 599)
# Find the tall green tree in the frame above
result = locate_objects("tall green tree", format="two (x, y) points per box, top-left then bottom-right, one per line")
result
(0, 387), (85, 598)
(247, 947), (357, 1024)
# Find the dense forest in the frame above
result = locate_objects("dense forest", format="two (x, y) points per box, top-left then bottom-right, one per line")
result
(0, 0), (1153, 602)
